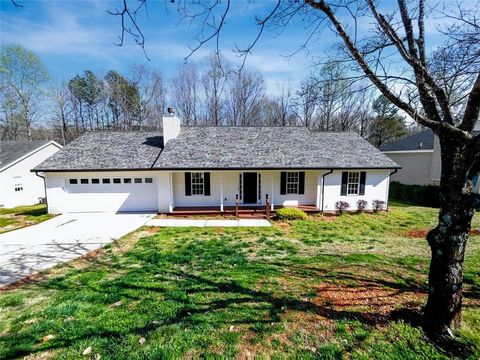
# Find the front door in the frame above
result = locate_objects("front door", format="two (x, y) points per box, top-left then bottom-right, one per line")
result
(243, 172), (257, 204)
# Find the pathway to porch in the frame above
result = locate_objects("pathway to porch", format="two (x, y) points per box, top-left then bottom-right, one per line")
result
(146, 218), (271, 227)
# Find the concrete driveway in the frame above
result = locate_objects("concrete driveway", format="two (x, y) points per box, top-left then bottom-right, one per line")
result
(0, 212), (154, 286)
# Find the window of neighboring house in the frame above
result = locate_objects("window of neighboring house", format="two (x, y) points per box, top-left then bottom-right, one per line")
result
(134, 178), (142, 184)
(124, 178), (132, 184)
(14, 185), (23, 192)
(347, 172), (360, 195)
(91, 179), (100, 184)
(286, 172), (299, 194)
(80, 179), (89, 184)
(113, 178), (121, 184)
(102, 179), (111, 184)
(145, 178), (153, 183)
(69, 179), (78, 184)
(191, 172), (204, 195)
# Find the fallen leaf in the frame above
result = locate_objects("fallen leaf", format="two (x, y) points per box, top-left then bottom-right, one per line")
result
(229, 325), (235, 332)
(82, 346), (92, 356)
(138, 337), (146, 345)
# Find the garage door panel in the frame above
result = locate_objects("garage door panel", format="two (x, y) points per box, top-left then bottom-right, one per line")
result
(64, 182), (157, 213)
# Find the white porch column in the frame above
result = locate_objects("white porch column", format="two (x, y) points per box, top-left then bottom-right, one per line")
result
(220, 173), (224, 212)
(168, 172), (174, 213)
(270, 174), (274, 211)
(316, 172), (322, 209)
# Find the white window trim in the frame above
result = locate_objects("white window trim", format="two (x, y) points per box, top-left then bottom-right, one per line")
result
(286, 171), (300, 195)
(346, 171), (360, 196)
(191, 172), (205, 196)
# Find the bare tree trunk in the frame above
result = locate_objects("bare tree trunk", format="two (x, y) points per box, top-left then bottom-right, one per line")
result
(424, 134), (475, 335)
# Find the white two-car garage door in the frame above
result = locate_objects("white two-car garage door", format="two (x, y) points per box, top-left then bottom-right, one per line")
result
(64, 175), (158, 213)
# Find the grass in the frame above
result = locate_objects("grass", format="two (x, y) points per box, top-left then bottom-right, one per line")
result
(0, 204), (53, 233)
(0, 205), (479, 359)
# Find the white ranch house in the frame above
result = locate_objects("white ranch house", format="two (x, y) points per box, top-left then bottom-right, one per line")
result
(34, 114), (400, 215)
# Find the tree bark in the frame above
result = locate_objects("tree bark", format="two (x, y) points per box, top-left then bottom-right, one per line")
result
(424, 132), (475, 336)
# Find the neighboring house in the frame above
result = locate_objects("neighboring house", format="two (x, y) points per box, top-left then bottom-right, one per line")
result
(380, 130), (437, 185)
(381, 122), (480, 190)
(0, 140), (63, 208)
(34, 115), (400, 214)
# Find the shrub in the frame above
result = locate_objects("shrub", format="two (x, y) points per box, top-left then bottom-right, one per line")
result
(335, 201), (350, 214)
(389, 181), (441, 207)
(372, 200), (385, 212)
(276, 208), (308, 220)
(356, 200), (368, 212)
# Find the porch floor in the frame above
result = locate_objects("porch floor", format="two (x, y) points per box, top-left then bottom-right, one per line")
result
(163, 205), (319, 218)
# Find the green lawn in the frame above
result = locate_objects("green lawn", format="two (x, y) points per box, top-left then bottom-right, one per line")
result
(0, 205), (479, 359)
(0, 204), (53, 233)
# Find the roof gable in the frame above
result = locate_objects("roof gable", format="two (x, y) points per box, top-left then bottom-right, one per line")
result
(1, 140), (54, 170)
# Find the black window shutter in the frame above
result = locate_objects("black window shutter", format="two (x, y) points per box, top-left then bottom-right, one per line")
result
(298, 171), (305, 195)
(185, 172), (191, 196)
(341, 172), (348, 196)
(204, 172), (211, 196)
(280, 172), (287, 195)
(359, 171), (366, 195)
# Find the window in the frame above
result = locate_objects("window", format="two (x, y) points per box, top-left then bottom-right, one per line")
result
(258, 173), (262, 200)
(145, 178), (153, 183)
(286, 172), (299, 194)
(69, 179), (78, 184)
(80, 179), (89, 184)
(347, 172), (360, 195)
(239, 173), (243, 200)
(134, 178), (142, 184)
(191, 172), (204, 195)
(238, 174), (243, 200)
(102, 179), (111, 184)
(91, 178), (100, 184)
(113, 178), (121, 184)
(124, 178), (132, 184)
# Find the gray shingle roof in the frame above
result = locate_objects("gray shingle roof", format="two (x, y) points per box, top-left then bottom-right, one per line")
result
(1, 140), (51, 169)
(34, 131), (163, 171)
(34, 127), (399, 171)
(379, 130), (435, 151)
(153, 127), (399, 169)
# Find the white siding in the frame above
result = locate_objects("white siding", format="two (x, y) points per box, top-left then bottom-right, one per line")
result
(322, 170), (390, 211)
(0, 143), (61, 208)
(45, 171), (161, 214)
(384, 151), (434, 185)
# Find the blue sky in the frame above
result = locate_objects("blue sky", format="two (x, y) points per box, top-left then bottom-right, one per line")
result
(0, 0), (464, 95)
(1, 0), (328, 93)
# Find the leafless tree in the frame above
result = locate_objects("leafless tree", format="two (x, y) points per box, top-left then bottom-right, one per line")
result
(226, 70), (265, 126)
(130, 64), (166, 130)
(292, 76), (320, 128)
(202, 54), (229, 126)
(172, 64), (200, 125)
(109, 0), (480, 339)
(49, 83), (73, 145)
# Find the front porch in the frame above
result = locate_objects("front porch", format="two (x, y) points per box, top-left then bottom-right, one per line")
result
(161, 204), (319, 218)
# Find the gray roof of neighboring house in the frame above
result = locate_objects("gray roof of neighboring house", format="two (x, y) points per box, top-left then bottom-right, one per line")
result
(34, 131), (163, 171)
(34, 127), (399, 171)
(1, 140), (51, 169)
(154, 127), (399, 169)
(379, 130), (434, 151)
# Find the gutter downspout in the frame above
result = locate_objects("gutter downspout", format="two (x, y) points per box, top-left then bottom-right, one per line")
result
(321, 169), (334, 214)
(386, 169), (398, 211)
(35, 171), (48, 213)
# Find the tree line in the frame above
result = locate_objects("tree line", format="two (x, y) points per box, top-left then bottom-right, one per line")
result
(0, 44), (409, 146)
